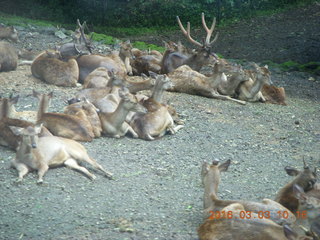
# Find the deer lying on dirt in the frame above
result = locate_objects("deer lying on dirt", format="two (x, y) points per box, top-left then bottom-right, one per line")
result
(129, 74), (183, 140)
(131, 48), (163, 75)
(201, 159), (296, 225)
(236, 63), (272, 102)
(275, 160), (318, 214)
(31, 50), (79, 87)
(198, 202), (313, 240)
(168, 64), (246, 104)
(0, 25), (18, 42)
(161, 13), (218, 74)
(98, 89), (145, 138)
(10, 124), (113, 183)
(1, 94), (37, 123)
(63, 98), (102, 138)
(261, 84), (287, 105)
(82, 67), (111, 88)
(33, 91), (95, 141)
(0, 41), (18, 72)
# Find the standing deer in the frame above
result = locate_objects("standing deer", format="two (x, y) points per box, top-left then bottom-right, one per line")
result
(161, 13), (219, 74)
(201, 159), (296, 225)
(10, 124), (113, 183)
(0, 41), (18, 72)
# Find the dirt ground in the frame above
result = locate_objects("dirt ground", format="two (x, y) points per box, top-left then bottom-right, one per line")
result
(0, 2), (320, 240)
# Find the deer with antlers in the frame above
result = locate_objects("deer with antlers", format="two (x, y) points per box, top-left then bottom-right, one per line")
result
(161, 13), (219, 74)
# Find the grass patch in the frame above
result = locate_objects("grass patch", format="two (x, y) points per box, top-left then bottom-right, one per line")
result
(261, 60), (320, 75)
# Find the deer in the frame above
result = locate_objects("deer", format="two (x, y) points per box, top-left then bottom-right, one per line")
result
(63, 98), (102, 138)
(31, 50), (79, 87)
(98, 89), (145, 138)
(275, 160), (318, 214)
(161, 13), (219, 74)
(0, 97), (51, 150)
(0, 41), (18, 72)
(168, 64), (247, 105)
(82, 67), (111, 89)
(236, 63), (272, 102)
(131, 48), (163, 75)
(33, 90), (95, 142)
(0, 94), (37, 123)
(9, 124), (113, 183)
(129, 74), (183, 140)
(198, 202), (314, 240)
(201, 159), (296, 225)
(261, 84), (287, 105)
(0, 25), (18, 42)
(119, 40), (134, 76)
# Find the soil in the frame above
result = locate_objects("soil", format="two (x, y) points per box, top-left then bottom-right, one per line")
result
(0, 3), (320, 240)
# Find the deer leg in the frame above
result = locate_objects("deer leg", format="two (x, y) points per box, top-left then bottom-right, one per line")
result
(82, 157), (113, 179)
(210, 92), (247, 105)
(13, 162), (29, 182)
(126, 125), (139, 138)
(64, 158), (96, 180)
(37, 164), (49, 184)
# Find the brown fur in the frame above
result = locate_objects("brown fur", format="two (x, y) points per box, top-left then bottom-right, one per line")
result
(10, 124), (112, 183)
(275, 163), (317, 214)
(0, 41), (18, 72)
(34, 91), (94, 142)
(76, 52), (127, 83)
(262, 84), (287, 105)
(0, 26), (18, 42)
(82, 67), (110, 88)
(31, 51), (79, 87)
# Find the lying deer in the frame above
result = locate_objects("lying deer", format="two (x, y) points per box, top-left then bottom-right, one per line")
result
(31, 50), (79, 87)
(202, 159), (296, 225)
(261, 84), (287, 105)
(0, 41), (18, 72)
(0, 25), (18, 42)
(98, 89), (144, 138)
(10, 124), (113, 183)
(33, 91), (94, 142)
(129, 74), (183, 140)
(63, 98), (102, 138)
(275, 160), (317, 214)
(236, 63), (272, 102)
(1, 94), (37, 123)
(168, 64), (246, 104)
(161, 13), (218, 74)
(198, 202), (313, 240)
(82, 67), (111, 89)
(131, 48), (163, 75)
(119, 40), (134, 76)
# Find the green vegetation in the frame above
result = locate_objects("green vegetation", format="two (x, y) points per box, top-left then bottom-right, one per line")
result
(262, 60), (320, 75)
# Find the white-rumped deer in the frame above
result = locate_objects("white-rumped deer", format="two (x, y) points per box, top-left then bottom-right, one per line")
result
(10, 124), (113, 183)
(31, 50), (79, 87)
(201, 159), (296, 225)
(161, 13), (219, 74)
(33, 91), (94, 142)
(0, 41), (18, 72)
(129, 74), (183, 140)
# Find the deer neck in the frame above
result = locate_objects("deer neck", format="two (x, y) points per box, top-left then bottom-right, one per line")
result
(249, 74), (265, 97)
(185, 54), (202, 72)
(203, 171), (220, 209)
(107, 100), (131, 127)
(37, 95), (50, 120)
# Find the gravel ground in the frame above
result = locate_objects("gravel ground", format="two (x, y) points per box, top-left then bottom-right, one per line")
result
(0, 5), (320, 240)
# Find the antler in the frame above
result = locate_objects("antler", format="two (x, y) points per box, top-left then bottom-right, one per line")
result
(201, 12), (219, 46)
(77, 19), (93, 54)
(176, 16), (203, 48)
(176, 13), (218, 48)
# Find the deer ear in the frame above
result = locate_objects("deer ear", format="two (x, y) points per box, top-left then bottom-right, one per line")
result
(201, 161), (209, 176)
(218, 159), (231, 172)
(283, 224), (298, 240)
(285, 167), (300, 176)
(9, 126), (24, 136)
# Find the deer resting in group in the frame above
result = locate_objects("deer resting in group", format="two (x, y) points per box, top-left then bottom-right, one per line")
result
(129, 74), (183, 140)
(0, 41), (18, 72)
(10, 124), (113, 183)
(201, 159), (296, 225)
(31, 50), (79, 87)
(33, 91), (95, 141)
(0, 25), (18, 42)
(161, 13), (218, 74)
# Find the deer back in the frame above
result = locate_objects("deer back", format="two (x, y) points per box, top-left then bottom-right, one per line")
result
(31, 51), (79, 87)
(261, 84), (287, 105)
(82, 67), (111, 88)
(0, 41), (18, 72)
